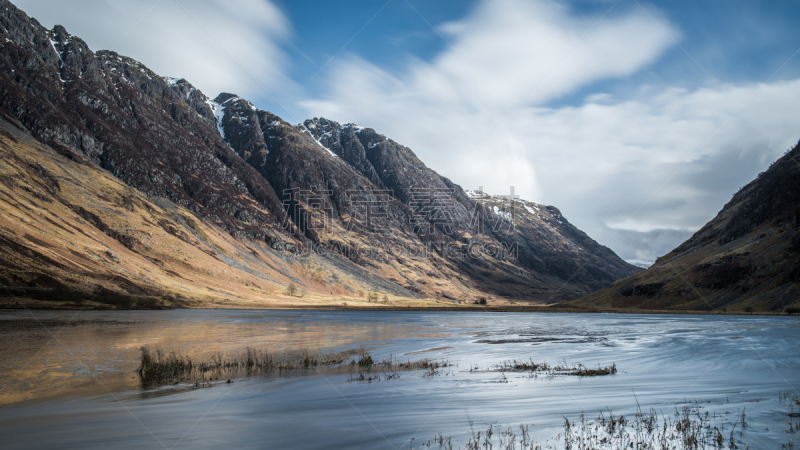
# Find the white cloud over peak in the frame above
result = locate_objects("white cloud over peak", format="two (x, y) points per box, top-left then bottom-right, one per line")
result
(14, 0), (294, 101)
(300, 0), (800, 260)
(301, 0), (677, 114)
(300, 0), (680, 201)
(430, 0), (678, 107)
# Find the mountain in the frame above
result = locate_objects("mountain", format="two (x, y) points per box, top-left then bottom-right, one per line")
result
(0, 0), (638, 308)
(566, 141), (800, 313)
(625, 259), (655, 269)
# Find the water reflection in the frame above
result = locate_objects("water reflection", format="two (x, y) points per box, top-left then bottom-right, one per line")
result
(0, 311), (798, 449)
(0, 310), (448, 404)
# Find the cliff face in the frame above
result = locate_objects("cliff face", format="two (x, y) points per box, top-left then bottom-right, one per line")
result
(0, 0), (638, 306)
(0, 8), (290, 244)
(568, 141), (800, 312)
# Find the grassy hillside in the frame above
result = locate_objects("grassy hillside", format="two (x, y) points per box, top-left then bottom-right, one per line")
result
(0, 120), (443, 309)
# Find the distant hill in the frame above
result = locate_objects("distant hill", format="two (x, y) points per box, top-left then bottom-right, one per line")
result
(564, 140), (800, 313)
(625, 259), (655, 269)
(0, 0), (638, 307)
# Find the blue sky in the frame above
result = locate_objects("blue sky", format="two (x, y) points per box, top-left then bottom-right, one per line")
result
(277, 0), (476, 99)
(14, 0), (800, 262)
(276, 0), (800, 110)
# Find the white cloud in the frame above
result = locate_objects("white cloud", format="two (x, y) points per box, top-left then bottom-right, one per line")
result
(301, 0), (678, 117)
(300, 0), (800, 260)
(527, 80), (800, 236)
(14, 0), (294, 102)
(429, 0), (678, 108)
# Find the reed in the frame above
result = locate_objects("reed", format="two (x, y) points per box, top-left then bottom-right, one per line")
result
(479, 359), (617, 377)
(136, 346), (349, 386)
(434, 401), (757, 449)
(137, 347), (452, 387)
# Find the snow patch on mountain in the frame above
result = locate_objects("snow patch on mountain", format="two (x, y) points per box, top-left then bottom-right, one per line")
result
(344, 123), (364, 132)
(465, 189), (489, 199)
(207, 99), (226, 140)
(48, 39), (60, 61)
(298, 124), (339, 159)
(523, 204), (542, 215)
(492, 205), (513, 221)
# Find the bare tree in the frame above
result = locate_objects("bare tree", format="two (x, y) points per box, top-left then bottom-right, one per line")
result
(285, 283), (297, 297)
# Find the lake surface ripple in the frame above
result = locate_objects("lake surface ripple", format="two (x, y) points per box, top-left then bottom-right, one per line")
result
(0, 310), (798, 449)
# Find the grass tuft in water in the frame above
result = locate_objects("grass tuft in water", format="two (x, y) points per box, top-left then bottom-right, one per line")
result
(136, 346), (349, 387)
(137, 347), (452, 387)
(475, 359), (617, 378)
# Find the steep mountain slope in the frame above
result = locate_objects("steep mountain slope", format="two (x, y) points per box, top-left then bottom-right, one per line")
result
(0, 119), (305, 308)
(0, 16), (296, 243)
(299, 118), (638, 292)
(567, 141), (800, 312)
(0, 0), (639, 306)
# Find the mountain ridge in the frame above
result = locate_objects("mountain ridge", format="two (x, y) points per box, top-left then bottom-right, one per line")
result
(0, 0), (639, 307)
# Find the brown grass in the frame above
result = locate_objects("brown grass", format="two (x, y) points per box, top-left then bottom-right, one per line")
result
(135, 347), (453, 387)
(476, 359), (618, 377)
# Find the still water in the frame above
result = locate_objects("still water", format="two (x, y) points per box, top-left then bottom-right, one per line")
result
(0, 310), (798, 449)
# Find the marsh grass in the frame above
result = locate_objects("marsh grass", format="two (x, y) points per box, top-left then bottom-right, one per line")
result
(136, 347), (612, 391)
(434, 402), (756, 450)
(558, 404), (738, 450)
(474, 359), (617, 378)
(347, 352), (453, 382)
(137, 347), (453, 387)
(781, 392), (800, 438)
(136, 346), (351, 387)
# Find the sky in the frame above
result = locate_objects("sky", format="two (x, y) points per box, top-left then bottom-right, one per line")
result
(14, 0), (800, 262)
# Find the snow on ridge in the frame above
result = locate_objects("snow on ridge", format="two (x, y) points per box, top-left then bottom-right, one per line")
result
(466, 189), (554, 221)
(206, 99), (226, 140)
(523, 204), (543, 215)
(298, 124), (339, 159)
(49, 39), (65, 82)
(49, 39), (61, 61)
(218, 95), (256, 111)
(343, 123), (364, 132)
(492, 205), (513, 221)
(465, 189), (488, 199)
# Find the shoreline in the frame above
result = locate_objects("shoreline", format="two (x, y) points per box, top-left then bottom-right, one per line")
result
(0, 303), (795, 316)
